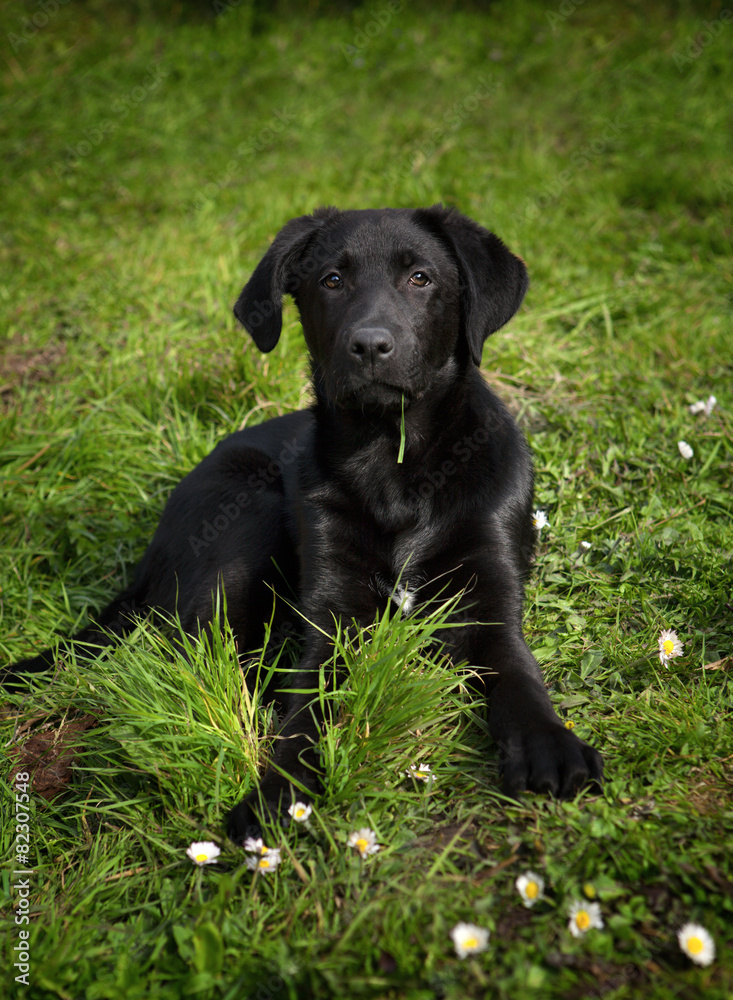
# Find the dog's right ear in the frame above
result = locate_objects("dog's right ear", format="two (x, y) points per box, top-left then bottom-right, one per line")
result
(234, 213), (326, 352)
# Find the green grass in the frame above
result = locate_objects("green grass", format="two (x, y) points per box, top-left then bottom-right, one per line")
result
(1, 1), (732, 997)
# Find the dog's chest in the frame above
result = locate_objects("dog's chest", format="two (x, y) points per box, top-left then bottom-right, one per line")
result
(370, 516), (444, 615)
(318, 431), (469, 610)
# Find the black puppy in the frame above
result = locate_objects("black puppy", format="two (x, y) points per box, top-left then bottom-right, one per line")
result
(5, 206), (603, 842)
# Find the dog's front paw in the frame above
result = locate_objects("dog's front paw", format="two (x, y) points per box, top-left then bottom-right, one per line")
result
(227, 782), (288, 846)
(499, 722), (603, 799)
(226, 772), (318, 846)
(227, 796), (270, 846)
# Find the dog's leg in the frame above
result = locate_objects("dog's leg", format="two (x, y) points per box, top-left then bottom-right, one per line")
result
(464, 625), (604, 797)
(226, 642), (328, 844)
(437, 541), (603, 799)
(227, 571), (380, 843)
(2, 586), (148, 691)
(488, 640), (603, 798)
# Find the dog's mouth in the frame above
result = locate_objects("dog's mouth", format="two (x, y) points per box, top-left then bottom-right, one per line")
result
(334, 379), (417, 411)
(315, 364), (418, 410)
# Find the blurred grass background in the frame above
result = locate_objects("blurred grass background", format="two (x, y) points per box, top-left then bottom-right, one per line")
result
(1, 1), (732, 997)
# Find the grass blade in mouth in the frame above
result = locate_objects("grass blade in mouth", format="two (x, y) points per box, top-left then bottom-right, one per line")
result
(398, 393), (406, 464)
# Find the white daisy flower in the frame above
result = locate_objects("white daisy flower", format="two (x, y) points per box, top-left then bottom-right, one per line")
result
(288, 801), (313, 823)
(704, 394), (717, 416)
(658, 628), (683, 667)
(678, 440), (694, 460)
(515, 871), (545, 908)
(406, 763), (434, 783)
(347, 827), (380, 859)
(243, 837), (267, 854)
(532, 509), (549, 532)
(245, 847), (281, 873)
(450, 922), (489, 959)
(186, 841), (221, 866)
(688, 400), (706, 415)
(568, 900), (604, 937)
(678, 923), (715, 966)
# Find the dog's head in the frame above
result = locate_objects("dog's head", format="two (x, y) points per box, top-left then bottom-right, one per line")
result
(234, 206), (528, 409)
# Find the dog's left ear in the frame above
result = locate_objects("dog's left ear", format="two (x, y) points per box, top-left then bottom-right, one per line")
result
(417, 205), (529, 365)
(234, 213), (327, 352)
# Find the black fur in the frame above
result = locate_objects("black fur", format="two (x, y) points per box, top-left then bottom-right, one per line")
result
(4, 206), (603, 842)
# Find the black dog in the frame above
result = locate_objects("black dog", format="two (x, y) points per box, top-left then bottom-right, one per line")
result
(4, 206), (603, 842)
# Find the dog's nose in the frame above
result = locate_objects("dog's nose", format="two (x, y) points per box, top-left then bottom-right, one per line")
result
(348, 327), (394, 363)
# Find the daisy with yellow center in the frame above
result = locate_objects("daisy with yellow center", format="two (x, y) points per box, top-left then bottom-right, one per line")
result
(347, 827), (380, 859)
(406, 763), (434, 783)
(288, 801), (313, 823)
(450, 922), (489, 959)
(515, 871), (545, 908)
(245, 847), (281, 873)
(186, 841), (221, 866)
(243, 836), (268, 854)
(532, 509), (549, 532)
(568, 900), (603, 937)
(678, 923), (715, 966)
(658, 628), (683, 667)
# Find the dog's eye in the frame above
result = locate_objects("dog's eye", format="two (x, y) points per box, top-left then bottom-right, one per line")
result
(409, 272), (430, 287)
(321, 273), (342, 289)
